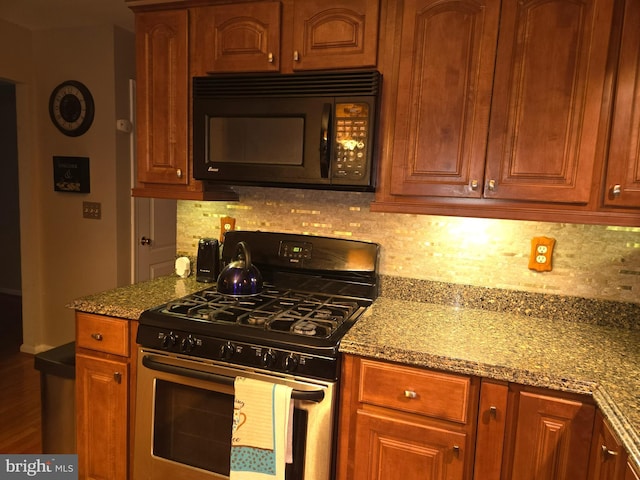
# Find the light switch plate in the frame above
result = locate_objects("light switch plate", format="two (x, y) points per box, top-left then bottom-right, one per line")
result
(528, 236), (555, 272)
(83, 201), (101, 220)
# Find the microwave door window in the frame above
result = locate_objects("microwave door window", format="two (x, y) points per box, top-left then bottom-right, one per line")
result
(209, 117), (304, 165)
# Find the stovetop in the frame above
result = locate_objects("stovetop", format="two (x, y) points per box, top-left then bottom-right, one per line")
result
(158, 285), (366, 339)
(136, 231), (380, 381)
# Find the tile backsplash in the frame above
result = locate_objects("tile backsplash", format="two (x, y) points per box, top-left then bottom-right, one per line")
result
(176, 187), (640, 304)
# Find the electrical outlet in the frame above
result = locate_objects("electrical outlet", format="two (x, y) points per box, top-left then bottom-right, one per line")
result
(83, 201), (101, 220)
(528, 236), (555, 272)
(220, 216), (236, 242)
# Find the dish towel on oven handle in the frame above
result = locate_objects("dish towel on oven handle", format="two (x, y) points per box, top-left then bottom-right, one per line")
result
(230, 377), (294, 480)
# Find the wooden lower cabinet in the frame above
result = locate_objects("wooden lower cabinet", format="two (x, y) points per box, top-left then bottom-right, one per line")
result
(76, 354), (128, 479)
(589, 410), (629, 480)
(75, 312), (138, 480)
(353, 410), (467, 480)
(473, 380), (509, 480)
(501, 386), (596, 480)
(337, 357), (615, 480)
(337, 355), (479, 480)
(627, 462), (640, 480)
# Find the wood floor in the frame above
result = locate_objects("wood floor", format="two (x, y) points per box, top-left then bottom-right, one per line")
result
(0, 293), (42, 454)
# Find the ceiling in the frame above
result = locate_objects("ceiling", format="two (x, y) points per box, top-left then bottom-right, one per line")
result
(0, 0), (134, 32)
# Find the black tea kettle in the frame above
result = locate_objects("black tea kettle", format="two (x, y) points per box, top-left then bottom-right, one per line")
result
(216, 241), (263, 296)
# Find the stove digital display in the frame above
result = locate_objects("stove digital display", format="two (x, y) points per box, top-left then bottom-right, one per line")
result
(279, 241), (312, 261)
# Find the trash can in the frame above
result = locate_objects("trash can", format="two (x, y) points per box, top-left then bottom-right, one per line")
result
(34, 341), (76, 453)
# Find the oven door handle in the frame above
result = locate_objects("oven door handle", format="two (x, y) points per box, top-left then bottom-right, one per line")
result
(142, 355), (325, 402)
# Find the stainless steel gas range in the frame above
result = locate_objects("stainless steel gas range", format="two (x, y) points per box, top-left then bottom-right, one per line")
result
(133, 231), (379, 480)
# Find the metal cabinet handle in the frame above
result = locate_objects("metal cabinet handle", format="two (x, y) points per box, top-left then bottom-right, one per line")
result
(404, 390), (417, 399)
(267, 52), (274, 63)
(91, 333), (103, 341)
(611, 184), (622, 197)
(114, 372), (122, 384)
(601, 444), (619, 457)
(293, 50), (300, 62)
(487, 179), (496, 191)
(470, 179), (479, 190)
(140, 236), (152, 246)
(489, 406), (497, 417)
(453, 445), (460, 456)
(176, 168), (183, 179)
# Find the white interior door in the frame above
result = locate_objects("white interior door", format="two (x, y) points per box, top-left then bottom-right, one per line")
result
(135, 198), (177, 281)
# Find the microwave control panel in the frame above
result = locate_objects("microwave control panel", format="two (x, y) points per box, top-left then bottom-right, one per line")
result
(334, 103), (370, 180)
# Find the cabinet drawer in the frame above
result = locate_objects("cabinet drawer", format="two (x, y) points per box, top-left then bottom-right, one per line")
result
(76, 312), (129, 356)
(359, 359), (471, 423)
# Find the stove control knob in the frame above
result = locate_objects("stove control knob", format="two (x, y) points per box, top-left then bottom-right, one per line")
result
(181, 336), (196, 353)
(261, 350), (276, 368)
(162, 332), (177, 349)
(219, 342), (235, 361)
(283, 354), (299, 372)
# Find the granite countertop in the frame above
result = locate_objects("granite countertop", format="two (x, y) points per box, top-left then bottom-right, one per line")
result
(340, 297), (640, 471)
(69, 274), (640, 471)
(68, 275), (208, 319)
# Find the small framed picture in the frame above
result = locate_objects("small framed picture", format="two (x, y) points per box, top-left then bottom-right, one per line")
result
(53, 156), (90, 193)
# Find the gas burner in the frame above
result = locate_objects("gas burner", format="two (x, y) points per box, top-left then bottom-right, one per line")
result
(292, 321), (317, 336)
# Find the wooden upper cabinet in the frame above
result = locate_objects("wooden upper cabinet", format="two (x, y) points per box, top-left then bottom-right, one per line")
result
(190, 2), (281, 75)
(603, 0), (640, 207)
(135, 10), (189, 186)
(484, 0), (614, 204)
(291, 0), (379, 70)
(388, 0), (500, 198)
(190, 0), (379, 75)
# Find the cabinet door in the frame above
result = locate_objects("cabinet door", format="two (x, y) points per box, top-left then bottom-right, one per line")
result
(190, 2), (281, 75)
(76, 353), (128, 480)
(588, 411), (627, 480)
(473, 381), (508, 480)
(603, 0), (640, 207)
(388, 0), (500, 198)
(507, 390), (596, 480)
(136, 10), (189, 185)
(353, 410), (466, 480)
(484, 0), (614, 203)
(291, 0), (379, 71)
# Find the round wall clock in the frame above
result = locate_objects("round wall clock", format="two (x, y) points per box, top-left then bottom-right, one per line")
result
(48, 80), (95, 137)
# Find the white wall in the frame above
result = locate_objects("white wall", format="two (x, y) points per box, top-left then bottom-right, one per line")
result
(0, 19), (135, 352)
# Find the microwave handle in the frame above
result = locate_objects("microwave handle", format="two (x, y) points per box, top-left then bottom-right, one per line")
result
(142, 355), (325, 402)
(319, 103), (332, 178)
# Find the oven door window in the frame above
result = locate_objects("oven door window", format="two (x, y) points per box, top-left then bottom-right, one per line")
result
(152, 379), (308, 479)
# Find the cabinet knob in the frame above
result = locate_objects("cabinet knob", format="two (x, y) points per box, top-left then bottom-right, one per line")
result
(113, 372), (122, 384)
(487, 179), (496, 191)
(601, 444), (619, 458)
(293, 50), (300, 62)
(470, 179), (479, 190)
(176, 168), (183, 179)
(404, 390), (417, 399)
(140, 236), (152, 246)
(267, 52), (274, 63)
(611, 184), (622, 197)
(489, 406), (497, 417)
(453, 445), (460, 456)
(91, 333), (103, 341)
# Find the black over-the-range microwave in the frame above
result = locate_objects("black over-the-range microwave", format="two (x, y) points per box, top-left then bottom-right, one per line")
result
(192, 69), (381, 191)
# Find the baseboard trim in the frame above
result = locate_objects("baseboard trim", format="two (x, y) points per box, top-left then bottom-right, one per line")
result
(20, 344), (55, 355)
(0, 287), (21, 297)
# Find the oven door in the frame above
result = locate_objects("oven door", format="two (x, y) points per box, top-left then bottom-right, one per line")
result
(134, 348), (336, 480)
